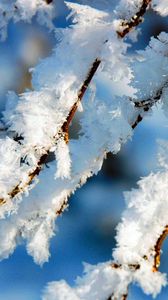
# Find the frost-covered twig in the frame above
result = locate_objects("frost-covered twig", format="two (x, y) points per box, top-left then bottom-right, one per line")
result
(132, 80), (168, 128)
(62, 58), (101, 143)
(117, 0), (152, 38)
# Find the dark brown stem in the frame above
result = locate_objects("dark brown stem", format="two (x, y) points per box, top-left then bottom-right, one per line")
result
(45, 0), (53, 4)
(132, 114), (143, 129)
(153, 225), (168, 272)
(62, 59), (101, 143)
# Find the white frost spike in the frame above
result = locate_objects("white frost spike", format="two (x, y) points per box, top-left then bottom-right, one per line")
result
(55, 138), (71, 179)
(25, 214), (56, 266)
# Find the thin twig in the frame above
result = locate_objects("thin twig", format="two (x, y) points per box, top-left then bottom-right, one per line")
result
(131, 81), (168, 129)
(62, 58), (101, 143)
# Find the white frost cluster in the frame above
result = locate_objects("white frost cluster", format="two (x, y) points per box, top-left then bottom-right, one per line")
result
(0, 0), (168, 299)
(132, 32), (168, 101)
(114, 170), (168, 295)
(43, 262), (132, 300)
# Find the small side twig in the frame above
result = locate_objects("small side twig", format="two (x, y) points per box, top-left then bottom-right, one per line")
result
(131, 80), (168, 129)
(153, 225), (168, 272)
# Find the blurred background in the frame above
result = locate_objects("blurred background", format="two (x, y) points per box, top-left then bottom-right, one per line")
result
(0, 2), (168, 299)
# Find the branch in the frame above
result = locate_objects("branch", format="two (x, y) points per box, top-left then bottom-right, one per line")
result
(0, 0), (152, 205)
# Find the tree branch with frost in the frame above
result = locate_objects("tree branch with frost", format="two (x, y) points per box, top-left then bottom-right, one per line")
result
(1, 1), (168, 298)
(132, 80), (168, 129)
(43, 150), (168, 299)
(43, 27), (168, 295)
(0, 0), (152, 209)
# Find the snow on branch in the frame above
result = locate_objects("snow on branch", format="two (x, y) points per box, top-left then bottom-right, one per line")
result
(0, 0), (152, 212)
(0, 1), (168, 299)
